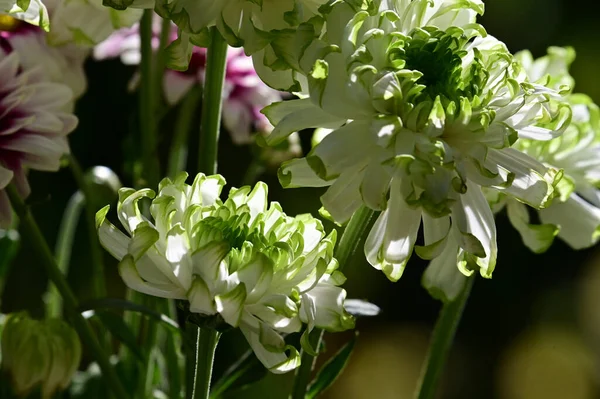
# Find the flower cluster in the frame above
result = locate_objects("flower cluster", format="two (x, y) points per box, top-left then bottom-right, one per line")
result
(96, 172), (354, 372)
(258, 0), (570, 293)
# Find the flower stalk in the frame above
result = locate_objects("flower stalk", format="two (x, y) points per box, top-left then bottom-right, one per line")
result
(192, 329), (221, 399)
(197, 28), (228, 175)
(168, 86), (202, 177)
(68, 155), (106, 298)
(139, 9), (159, 187)
(414, 276), (476, 399)
(5, 184), (128, 399)
(49, 190), (84, 318)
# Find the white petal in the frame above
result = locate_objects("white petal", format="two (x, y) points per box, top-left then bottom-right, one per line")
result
(240, 316), (301, 374)
(486, 148), (556, 208)
(452, 182), (497, 277)
(320, 170), (365, 224)
(262, 98), (345, 145)
(539, 193), (600, 250)
(308, 120), (375, 180)
(422, 237), (469, 303)
(97, 217), (130, 261)
(215, 284), (247, 327)
(278, 158), (330, 188)
(118, 255), (186, 299)
(188, 277), (217, 315)
(506, 199), (558, 253)
(300, 282), (354, 332)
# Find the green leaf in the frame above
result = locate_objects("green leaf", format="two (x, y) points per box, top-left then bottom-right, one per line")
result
(86, 310), (145, 361)
(79, 298), (180, 333)
(306, 333), (358, 399)
(209, 350), (267, 398)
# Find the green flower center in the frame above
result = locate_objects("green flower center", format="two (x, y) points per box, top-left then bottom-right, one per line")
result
(393, 28), (487, 102)
(200, 214), (268, 251)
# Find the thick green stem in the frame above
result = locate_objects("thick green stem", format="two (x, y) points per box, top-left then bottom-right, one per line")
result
(414, 276), (475, 399)
(49, 190), (84, 318)
(192, 328), (221, 399)
(68, 155), (106, 298)
(291, 206), (376, 399)
(168, 86), (202, 177)
(197, 28), (228, 175)
(6, 185), (128, 399)
(139, 9), (159, 187)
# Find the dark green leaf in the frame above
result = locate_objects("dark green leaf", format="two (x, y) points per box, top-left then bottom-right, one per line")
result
(307, 333), (358, 399)
(86, 310), (145, 361)
(79, 297), (180, 332)
(209, 350), (267, 398)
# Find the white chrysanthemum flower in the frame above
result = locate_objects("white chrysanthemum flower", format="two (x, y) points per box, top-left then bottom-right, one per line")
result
(0, 0), (49, 31)
(500, 47), (600, 251)
(101, 0), (328, 88)
(46, 0), (142, 47)
(263, 0), (569, 287)
(0, 43), (78, 227)
(96, 172), (354, 373)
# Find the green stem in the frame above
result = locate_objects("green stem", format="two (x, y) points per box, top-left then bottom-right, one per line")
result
(414, 276), (475, 399)
(6, 185), (128, 399)
(291, 206), (376, 399)
(155, 16), (172, 104)
(168, 86), (202, 177)
(197, 28), (228, 175)
(68, 155), (106, 298)
(192, 328), (221, 399)
(139, 9), (159, 187)
(241, 160), (265, 186)
(49, 190), (84, 318)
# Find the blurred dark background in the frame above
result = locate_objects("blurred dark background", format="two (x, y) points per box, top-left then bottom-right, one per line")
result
(3, 0), (600, 398)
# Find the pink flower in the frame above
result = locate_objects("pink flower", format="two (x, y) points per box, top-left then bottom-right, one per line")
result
(0, 38), (78, 226)
(1, 20), (88, 105)
(95, 22), (284, 144)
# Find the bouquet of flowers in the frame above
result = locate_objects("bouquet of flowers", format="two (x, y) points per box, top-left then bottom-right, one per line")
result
(0, 0), (597, 398)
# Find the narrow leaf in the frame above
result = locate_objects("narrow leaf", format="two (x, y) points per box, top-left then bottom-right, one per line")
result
(307, 333), (358, 399)
(210, 349), (267, 398)
(86, 310), (145, 361)
(79, 297), (180, 332)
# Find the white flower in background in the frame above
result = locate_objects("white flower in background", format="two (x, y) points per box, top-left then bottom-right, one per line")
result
(1, 20), (88, 103)
(0, 42), (78, 227)
(46, 0), (142, 47)
(500, 47), (600, 251)
(0, 0), (49, 31)
(100, 0), (329, 89)
(95, 21), (299, 148)
(264, 0), (569, 290)
(1, 313), (82, 399)
(96, 172), (354, 373)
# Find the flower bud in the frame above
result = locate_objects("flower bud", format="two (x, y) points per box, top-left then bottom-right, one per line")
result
(1, 313), (81, 398)
(84, 166), (122, 208)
